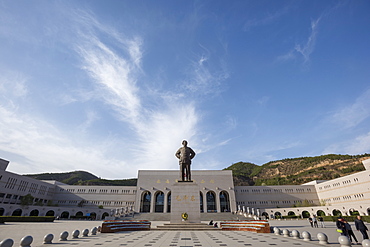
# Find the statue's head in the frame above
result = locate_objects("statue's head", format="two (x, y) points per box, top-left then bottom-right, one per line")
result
(182, 140), (188, 146)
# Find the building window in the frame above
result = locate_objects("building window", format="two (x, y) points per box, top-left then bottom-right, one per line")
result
(140, 191), (151, 213)
(219, 191), (230, 212)
(206, 191), (217, 213)
(154, 191), (164, 213)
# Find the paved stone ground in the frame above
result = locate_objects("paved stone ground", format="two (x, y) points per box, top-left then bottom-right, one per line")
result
(0, 219), (366, 246)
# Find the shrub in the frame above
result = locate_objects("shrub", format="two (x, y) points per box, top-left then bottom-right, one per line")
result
(0, 216), (55, 222)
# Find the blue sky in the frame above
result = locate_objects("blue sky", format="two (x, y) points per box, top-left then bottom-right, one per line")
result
(1, 0), (370, 179)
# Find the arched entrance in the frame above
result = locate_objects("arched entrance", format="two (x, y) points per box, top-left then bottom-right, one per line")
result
(332, 209), (342, 217)
(206, 191), (216, 213)
(155, 191), (164, 213)
(200, 192), (204, 213)
(45, 210), (55, 216)
(262, 212), (269, 219)
(219, 191), (230, 212)
(61, 211), (69, 219)
(302, 211), (310, 218)
(274, 212), (281, 219)
(76, 211), (83, 217)
(0, 208), (4, 216)
(167, 192), (171, 213)
(288, 211), (295, 216)
(316, 210), (325, 216)
(349, 208), (359, 216)
(102, 212), (109, 219)
(90, 212), (97, 219)
(12, 209), (22, 216)
(30, 209), (39, 216)
(140, 191), (151, 213)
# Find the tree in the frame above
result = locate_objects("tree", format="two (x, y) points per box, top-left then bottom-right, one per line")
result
(77, 200), (86, 207)
(20, 194), (34, 206)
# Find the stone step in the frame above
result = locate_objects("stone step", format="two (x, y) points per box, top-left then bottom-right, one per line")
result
(158, 223), (214, 228)
(154, 223), (221, 231)
(152, 227), (221, 231)
(130, 212), (242, 221)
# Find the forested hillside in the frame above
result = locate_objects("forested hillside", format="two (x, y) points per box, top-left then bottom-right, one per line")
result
(24, 171), (137, 186)
(224, 154), (370, 186)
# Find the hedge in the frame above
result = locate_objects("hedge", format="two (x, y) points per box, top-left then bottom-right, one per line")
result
(0, 216), (55, 223)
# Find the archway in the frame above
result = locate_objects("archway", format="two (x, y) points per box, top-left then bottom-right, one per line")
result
(12, 209), (22, 216)
(0, 208), (4, 216)
(206, 191), (216, 213)
(316, 210), (326, 216)
(219, 191), (230, 212)
(200, 192), (204, 213)
(274, 212), (281, 219)
(45, 210), (55, 216)
(30, 209), (39, 216)
(140, 191), (151, 213)
(302, 211), (310, 218)
(288, 211), (295, 216)
(349, 208), (359, 216)
(332, 209), (342, 217)
(262, 212), (269, 219)
(75, 211), (83, 217)
(90, 212), (97, 219)
(102, 212), (109, 219)
(60, 211), (69, 219)
(167, 192), (171, 213)
(367, 208), (370, 216)
(155, 191), (164, 213)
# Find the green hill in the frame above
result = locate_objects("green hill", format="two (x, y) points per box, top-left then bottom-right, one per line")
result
(224, 153), (370, 186)
(24, 171), (137, 186)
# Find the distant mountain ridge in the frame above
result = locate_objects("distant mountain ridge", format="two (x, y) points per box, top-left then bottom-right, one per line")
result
(24, 154), (370, 186)
(24, 171), (137, 186)
(224, 154), (370, 186)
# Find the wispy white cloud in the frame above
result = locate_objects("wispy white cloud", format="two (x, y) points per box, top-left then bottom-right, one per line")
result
(71, 10), (203, 171)
(294, 18), (321, 64)
(0, 71), (28, 99)
(0, 4), (231, 178)
(257, 96), (269, 106)
(183, 52), (229, 96)
(328, 88), (370, 129)
(76, 36), (142, 122)
(0, 103), (129, 178)
(78, 110), (99, 134)
(323, 132), (370, 155)
(278, 17), (321, 65)
(243, 6), (290, 31)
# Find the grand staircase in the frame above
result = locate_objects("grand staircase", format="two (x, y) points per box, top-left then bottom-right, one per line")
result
(125, 212), (245, 221)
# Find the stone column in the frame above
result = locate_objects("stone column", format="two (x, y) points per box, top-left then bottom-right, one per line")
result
(216, 192), (221, 213)
(163, 192), (168, 213)
(203, 191), (208, 213)
(150, 191), (155, 213)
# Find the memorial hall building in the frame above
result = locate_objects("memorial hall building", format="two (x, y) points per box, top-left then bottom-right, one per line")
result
(1, 157), (370, 220)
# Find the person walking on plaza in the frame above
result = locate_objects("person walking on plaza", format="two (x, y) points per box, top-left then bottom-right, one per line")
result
(318, 216), (325, 228)
(312, 215), (318, 228)
(336, 217), (347, 236)
(308, 217), (313, 227)
(355, 215), (369, 240)
(344, 220), (359, 244)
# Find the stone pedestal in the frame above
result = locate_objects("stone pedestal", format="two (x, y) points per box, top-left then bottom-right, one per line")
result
(170, 181), (200, 224)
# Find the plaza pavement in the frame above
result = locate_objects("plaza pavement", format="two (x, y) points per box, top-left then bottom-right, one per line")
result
(0, 219), (366, 246)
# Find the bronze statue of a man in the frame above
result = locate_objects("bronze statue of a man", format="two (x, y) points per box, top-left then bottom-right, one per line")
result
(175, 140), (196, 181)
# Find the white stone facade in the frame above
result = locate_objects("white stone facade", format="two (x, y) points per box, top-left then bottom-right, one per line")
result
(1, 157), (370, 219)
